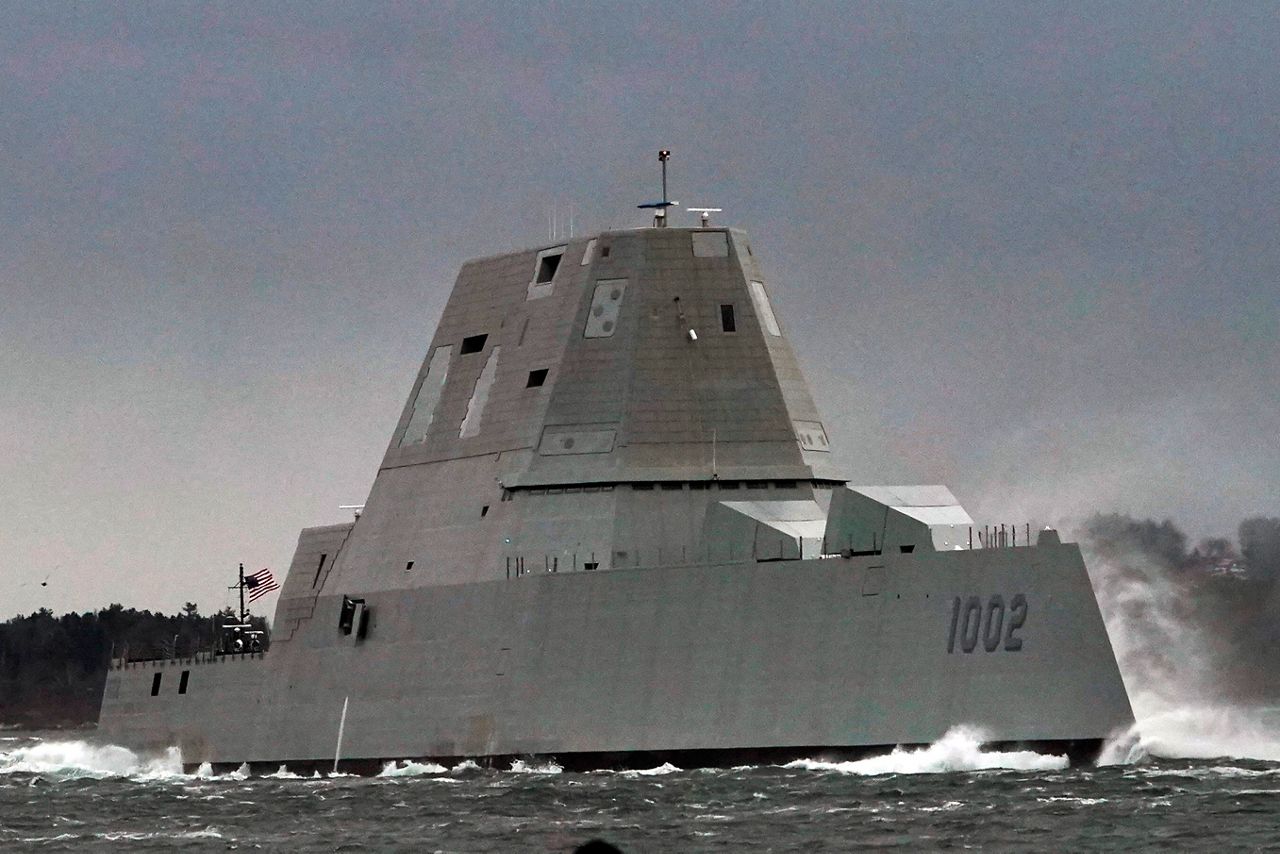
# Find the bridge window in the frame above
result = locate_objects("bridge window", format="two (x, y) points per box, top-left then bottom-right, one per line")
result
(692, 231), (729, 257)
(526, 368), (548, 388)
(536, 251), (561, 284)
(528, 246), (565, 300)
(311, 553), (327, 588)
(461, 334), (488, 355)
(720, 304), (736, 332)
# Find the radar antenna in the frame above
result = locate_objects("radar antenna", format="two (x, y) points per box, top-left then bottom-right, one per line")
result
(687, 207), (723, 227)
(637, 149), (678, 227)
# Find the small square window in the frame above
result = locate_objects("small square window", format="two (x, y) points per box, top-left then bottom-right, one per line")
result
(601, 245), (611, 258)
(720, 304), (736, 332)
(461, 334), (488, 354)
(526, 368), (548, 388)
(405, 560), (415, 572)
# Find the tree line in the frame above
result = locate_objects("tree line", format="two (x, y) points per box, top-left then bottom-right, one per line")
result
(0, 604), (269, 728)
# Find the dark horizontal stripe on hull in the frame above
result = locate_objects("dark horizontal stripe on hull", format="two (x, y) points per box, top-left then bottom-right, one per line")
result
(194, 738), (1105, 777)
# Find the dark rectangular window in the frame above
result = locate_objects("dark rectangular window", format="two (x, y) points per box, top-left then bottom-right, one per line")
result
(461, 334), (488, 354)
(480, 505), (490, 517)
(151, 672), (162, 696)
(601, 245), (611, 257)
(404, 561), (415, 572)
(178, 670), (190, 695)
(536, 253), (561, 284)
(661, 482), (683, 490)
(718, 481), (740, 490)
(746, 480), (768, 489)
(312, 553), (327, 588)
(720, 304), (736, 332)
(526, 369), (548, 388)
(631, 482), (654, 490)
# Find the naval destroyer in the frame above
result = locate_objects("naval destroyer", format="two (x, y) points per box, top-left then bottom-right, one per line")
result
(97, 164), (1134, 772)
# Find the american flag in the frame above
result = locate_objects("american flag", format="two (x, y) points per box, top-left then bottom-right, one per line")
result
(244, 568), (280, 602)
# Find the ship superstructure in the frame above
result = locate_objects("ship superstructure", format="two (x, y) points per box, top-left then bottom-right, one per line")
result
(98, 211), (1133, 771)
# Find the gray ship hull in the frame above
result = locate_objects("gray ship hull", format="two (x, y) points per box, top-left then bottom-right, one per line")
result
(99, 542), (1131, 770)
(98, 223), (1133, 769)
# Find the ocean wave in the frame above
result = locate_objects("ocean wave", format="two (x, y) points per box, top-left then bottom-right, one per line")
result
(619, 762), (682, 777)
(1100, 706), (1280, 764)
(378, 760), (449, 777)
(508, 758), (563, 774)
(0, 740), (184, 780)
(264, 765), (303, 779)
(783, 726), (1068, 776)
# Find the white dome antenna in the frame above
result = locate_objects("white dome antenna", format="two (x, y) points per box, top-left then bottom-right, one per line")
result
(687, 207), (722, 227)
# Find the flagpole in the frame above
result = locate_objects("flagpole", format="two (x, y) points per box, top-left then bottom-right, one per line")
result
(239, 562), (246, 623)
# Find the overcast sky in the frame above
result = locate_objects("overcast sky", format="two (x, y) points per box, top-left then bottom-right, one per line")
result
(3, 1), (1277, 617)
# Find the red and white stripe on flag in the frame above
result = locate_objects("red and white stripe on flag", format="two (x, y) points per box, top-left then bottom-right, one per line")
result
(247, 568), (280, 602)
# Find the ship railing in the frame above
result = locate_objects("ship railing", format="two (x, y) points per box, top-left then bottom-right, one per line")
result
(969, 523), (1043, 549)
(500, 523), (1052, 580)
(110, 648), (271, 670)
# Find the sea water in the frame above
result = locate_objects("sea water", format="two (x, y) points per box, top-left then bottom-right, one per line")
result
(4, 717), (1280, 852)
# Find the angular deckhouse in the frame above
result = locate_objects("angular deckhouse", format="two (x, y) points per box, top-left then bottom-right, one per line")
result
(98, 225), (1134, 772)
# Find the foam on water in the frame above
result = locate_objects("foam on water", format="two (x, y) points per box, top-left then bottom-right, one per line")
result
(783, 726), (1068, 776)
(378, 760), (449, 777)
(509, 758), (563, 774)
(0, 739), (184, 780)
(1100, 705), (1280, 764)
(619, 762), (681, 777)
(265, 765), (303, 779)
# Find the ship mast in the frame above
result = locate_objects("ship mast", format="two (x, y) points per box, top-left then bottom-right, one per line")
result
(238, 562), (247, 623)
(637, 149), (677, 226)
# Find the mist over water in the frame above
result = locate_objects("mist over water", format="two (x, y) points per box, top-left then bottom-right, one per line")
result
(1082, 536), (1280, 764)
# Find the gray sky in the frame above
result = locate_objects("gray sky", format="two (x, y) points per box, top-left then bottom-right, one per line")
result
(3, 1), (1277, 617)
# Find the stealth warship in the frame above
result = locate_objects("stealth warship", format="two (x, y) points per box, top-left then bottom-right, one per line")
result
(98, 182), (1134, 772)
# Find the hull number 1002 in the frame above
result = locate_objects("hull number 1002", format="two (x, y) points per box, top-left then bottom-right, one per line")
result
(946, 594), (1027, 653)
